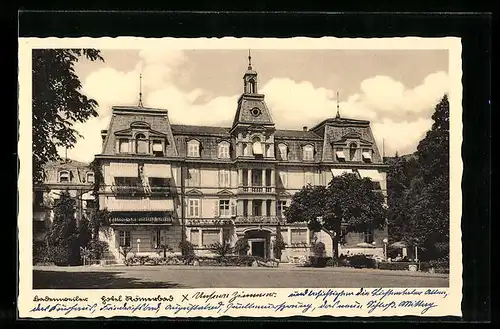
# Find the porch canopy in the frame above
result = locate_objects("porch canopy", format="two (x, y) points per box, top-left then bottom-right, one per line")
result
(143, 163), (171, 179)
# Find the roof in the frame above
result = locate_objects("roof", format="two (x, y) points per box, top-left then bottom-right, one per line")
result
(274, 129), (322, 140)
(43, 159), (90, 169)
(171, 124), (231, 137)
(232, 94), (274, 128)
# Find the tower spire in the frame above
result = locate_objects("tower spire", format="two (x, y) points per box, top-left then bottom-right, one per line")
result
(336, 91), (341, 119)
(248, 49), (252, 70)
(138, 73), (144, 108)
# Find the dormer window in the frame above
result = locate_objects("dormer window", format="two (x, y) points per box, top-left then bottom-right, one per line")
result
(252, 137), (263, 155)
(335, 148), (346, 161)
(349, 142), (358, 161)
(135, 133), (148, 154)
(278, 143), (288, 160)
(59, 170), (70, 183)
(218, 141), (230, 159)
(152, 140), (164, 157)
(119, 139), (129, 153)
(303, 145), (314, 161)
(362, 148), (372, 162)
(86, 172), (95, 184)
(187, 140), (200, 157)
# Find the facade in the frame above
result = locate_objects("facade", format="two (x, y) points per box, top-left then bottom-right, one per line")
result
(33, 159), (95, 244)
(95, 59), (389, 263)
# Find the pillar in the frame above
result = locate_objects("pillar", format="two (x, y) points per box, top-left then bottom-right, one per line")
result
(271, 169), (276, 187)
(261, 200), (266, 217)
(306, 228), (311, 245)
(270, 200), (276, 216)
(237, 200), (244, 216)
(186, 227), (191, 242)
(238, 168), (243, 186)
(220, 227), (223, 244)
(287, 227), (292, 245)
(198, 228), (203, 247)
(248, 200), (253, 216)
(247, 168), (252, 187)
(262, 169), (266, 187)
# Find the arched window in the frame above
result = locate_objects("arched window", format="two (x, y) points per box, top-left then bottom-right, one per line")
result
(278, 143), (288, 160)
(218, 141), (230, 159)
(187, 140), (200, 157)
(86, 172), (95, 184)
(349, 142), (358, 161)
(135, 133), (148, 154)
(58, 170), (70, 183)
(248, 78), (256, 93)
(252, 137), (263, 155)
(303, 145), (314, 161)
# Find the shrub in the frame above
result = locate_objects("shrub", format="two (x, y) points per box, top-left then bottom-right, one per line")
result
(312, 242), (326, 257)
(156, 244), (174, 258)
(420, 259), (449, 274)
(179, 240), (196, 263)
(234, 238), (250, 256)
(273, 230), (286, 260)
(378, 262), (418, 271)
(33, 243), (52, 264)
(308, 256), (331, 268)
(51, 245), (70, 266)
(87, 240), (109, 261)
(347, 254), (377, 269)
(209, 242), (233, 258)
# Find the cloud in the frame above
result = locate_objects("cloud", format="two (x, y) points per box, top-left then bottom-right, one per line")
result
(62, 51), (448, 163)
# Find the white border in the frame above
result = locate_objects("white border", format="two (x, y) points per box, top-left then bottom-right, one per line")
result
(18, 37), (462, 318)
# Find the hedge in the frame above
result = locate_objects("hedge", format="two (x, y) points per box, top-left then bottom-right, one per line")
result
(377, 262), (419, 271)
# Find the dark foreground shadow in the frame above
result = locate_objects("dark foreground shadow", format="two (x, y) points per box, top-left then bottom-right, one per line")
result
(33, 270), (185, 289)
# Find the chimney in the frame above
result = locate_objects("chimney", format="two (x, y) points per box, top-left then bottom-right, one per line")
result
(302, 126), (308, 131)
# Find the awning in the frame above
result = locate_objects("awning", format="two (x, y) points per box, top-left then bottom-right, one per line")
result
(144, 163), (171, 179)
(81, 191), (94, 200)
(358, 169), (384, 182)
(330, 168), (353, 177)
(362, 152), (372, 160)
(152, 142), (163, 152)
(335, 150), (346, 159)
(252, 141), (263, 155)
(110, 162), (138, 178)
(106, 198), (174, 212)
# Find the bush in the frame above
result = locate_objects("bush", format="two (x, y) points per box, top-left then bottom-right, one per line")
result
(378, 262), (418, 271)
(209, 242), (233, 258)
(312, 242), (326, 257)
(347, 254), (377, 269)
(179, 240), (196, 263)
(234, 238), (250, 256)
(308, 256), (331, 268)
(33, 243), (52, 264)
(51, 245), (70, 266)
(87, 240), (109, 261)
(420, 259), (449, 274)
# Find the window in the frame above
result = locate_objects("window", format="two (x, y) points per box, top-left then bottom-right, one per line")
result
(252, 137), (263, 155)
(119, 231), (131, 247)
(278, 144), (288, 160)
(149, 177), (168, 187)
(218, 200), (231, 217)
(218, 142), (230, 159)
(265, 144), (272, 157)
(119, 139), (129, 153)
(136, 133), (148, 154)
(252, 200), (262, 216)
(190, 229), (200, 246)
(243, 144), (250, 156)
(153, 230), (168, 249)
(278, 171), (288, 188)
(152, 140), (164, 157)
(349, 142), (358, 161)
(202, 230), (220, 247)
(58, 171), (70, 183)
(187, 168), (200, 187)
(303, 145), (314, 161)
(188, 199), (200, 218)
(277, 200), (288, 217)
(86, 172), (95, 183)
(218, 169), (230, 188)
(362, 148), (372, 162)
(363, 229), (374, 243)
(114, 177), (139, 186)
(304, 171), (314, 186)
(291, 229), (307, 243)
(187, 140), (200, 157)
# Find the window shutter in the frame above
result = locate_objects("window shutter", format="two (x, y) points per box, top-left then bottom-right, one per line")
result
(231, 202), (236, 217)
(216, 200), (220, 217)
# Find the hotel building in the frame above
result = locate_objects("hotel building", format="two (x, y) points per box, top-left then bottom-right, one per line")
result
(94, 58), (389, 263)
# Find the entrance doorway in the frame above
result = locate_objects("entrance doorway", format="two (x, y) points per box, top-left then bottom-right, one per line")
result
(251, 240), (265, 258)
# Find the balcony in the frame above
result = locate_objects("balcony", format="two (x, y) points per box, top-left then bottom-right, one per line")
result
(110, 215), (172, 225)
(185, 218), (234, 226)
(105, 197), (174, 212)
(238, 186), (275, 194)
(233, 216), (285, 225)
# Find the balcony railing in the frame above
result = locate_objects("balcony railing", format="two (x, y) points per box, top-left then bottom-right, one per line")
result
(238, 186), (275, 193)
(110, 216), (172, 225)
(185, 218), (234, 226)
(149, 186), (171, 196)
(111, 185), (145, 196)
(233, 216), (285, 225)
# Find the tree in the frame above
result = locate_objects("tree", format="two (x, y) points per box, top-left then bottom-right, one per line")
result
(32, 49), (104, 183)
(285, 174), (387, 259)
(407, 95), (450, 260)
(46, 189), (80, 265)
(273, 223), (286, 260)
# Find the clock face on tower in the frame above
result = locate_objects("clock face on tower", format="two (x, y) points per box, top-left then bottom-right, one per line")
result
(250, 107), (262, 117)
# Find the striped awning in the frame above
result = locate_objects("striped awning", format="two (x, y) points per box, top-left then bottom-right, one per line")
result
(330, 168), (353, 177)
(110, 162), (138, 178)
(144, 163), (171, 179)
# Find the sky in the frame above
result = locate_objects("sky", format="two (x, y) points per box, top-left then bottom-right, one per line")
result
(58, 48), (449, 163)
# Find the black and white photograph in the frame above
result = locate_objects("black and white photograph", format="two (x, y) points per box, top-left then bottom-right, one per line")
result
(18, 37), (463, 318)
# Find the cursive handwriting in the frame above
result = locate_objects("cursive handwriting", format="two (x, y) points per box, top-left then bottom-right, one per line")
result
(30, 303), (97, 315)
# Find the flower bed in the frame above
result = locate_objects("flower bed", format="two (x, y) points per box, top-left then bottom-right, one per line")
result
(123, 254), (280, 267)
